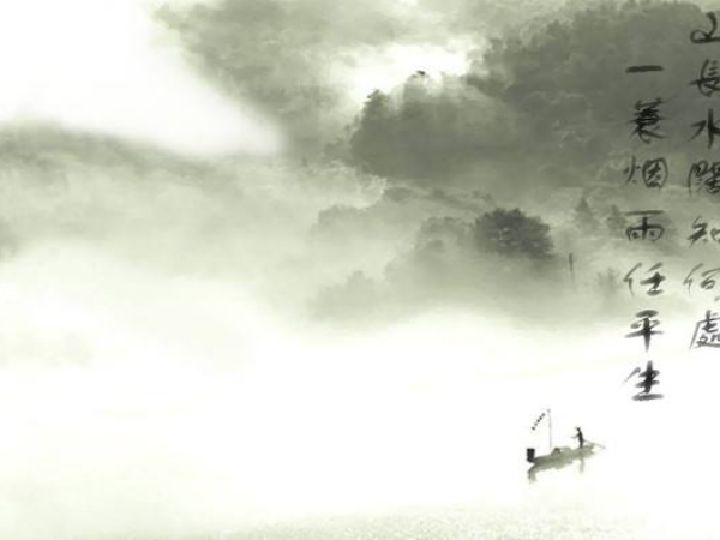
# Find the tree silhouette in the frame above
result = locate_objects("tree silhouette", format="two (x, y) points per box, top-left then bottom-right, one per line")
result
(346, 1), (710, 184)
(606, 204), (628, 238)
(574, 196), (598, 233)
(473, 208), (554, 259)
(350, 90), (397, 176)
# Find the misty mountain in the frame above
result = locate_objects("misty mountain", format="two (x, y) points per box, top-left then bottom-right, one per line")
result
(0, 123), (213, 179)
(345, 1), (713, 189)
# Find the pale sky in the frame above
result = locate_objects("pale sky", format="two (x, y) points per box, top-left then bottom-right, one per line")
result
(0, 0), (283, 156)
(341, 40), (472, 104)
(0, 0), (475, 157)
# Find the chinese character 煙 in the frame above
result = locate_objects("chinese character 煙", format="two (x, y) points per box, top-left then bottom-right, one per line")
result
(625, 156), (668, 188)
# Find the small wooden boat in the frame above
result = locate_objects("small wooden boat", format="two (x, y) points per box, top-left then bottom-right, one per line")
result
(526, 409), (602, 479)
(527, 443), (597, 467)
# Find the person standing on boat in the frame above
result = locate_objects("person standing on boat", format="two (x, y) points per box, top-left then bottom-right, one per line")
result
(575, 427), (584, 449)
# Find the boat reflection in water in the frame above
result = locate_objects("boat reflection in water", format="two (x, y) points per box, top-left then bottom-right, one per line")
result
(526, 443), (598, 482)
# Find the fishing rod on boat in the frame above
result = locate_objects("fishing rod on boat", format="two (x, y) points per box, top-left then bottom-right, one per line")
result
(547, 408), (552, 451)
(530, 408), (553, 451)
(526, 408), (605, 480)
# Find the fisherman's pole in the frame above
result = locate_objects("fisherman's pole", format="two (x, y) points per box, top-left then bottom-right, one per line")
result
(547, 408), (553, 451)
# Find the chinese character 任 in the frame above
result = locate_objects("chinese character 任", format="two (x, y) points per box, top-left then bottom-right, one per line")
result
(624, 263), (665, 296)
(641, 263), (665, 296)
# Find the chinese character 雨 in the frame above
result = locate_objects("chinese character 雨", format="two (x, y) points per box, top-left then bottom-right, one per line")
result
(624, 210), (665, 241)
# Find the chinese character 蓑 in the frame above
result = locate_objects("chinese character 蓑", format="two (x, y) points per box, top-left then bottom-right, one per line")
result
(632, 98), (665, 143)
